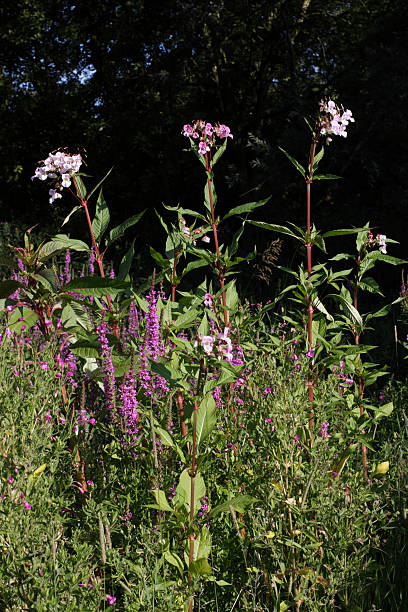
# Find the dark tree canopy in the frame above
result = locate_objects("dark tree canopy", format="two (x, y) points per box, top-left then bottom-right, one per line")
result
(0, 0), (407, 295)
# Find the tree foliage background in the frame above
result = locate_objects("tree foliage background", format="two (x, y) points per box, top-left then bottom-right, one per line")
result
(1, 0), (407, 296)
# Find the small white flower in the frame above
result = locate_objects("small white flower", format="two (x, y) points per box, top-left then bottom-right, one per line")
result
(202, 336), (215, 354)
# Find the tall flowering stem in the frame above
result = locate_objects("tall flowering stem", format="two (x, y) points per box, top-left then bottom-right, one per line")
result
(204, 153), (228, 327)
(31, 151), (121, 344)
(305, 137), (318, 436)
(187, 358), (205, 612)
(351, 230), (386, 480)
(303, 99), (354, 436)
(183, 121), (233, 328)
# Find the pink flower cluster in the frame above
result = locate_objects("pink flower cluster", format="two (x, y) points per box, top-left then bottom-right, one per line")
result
(179, 216), (210, 244)
(366, 230), (387, 254)
(32, 150), (82, 203)
(182, 120), (233, 155)
(319, 99), (354, 140)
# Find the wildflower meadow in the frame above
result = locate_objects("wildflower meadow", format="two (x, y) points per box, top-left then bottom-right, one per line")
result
(1, 102), (408, 612)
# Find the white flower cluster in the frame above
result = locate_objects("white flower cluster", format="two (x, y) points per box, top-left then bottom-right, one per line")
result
(319, 99), (354, 140)
(32, 151), (82, 204)
(201, 327), (233, 361)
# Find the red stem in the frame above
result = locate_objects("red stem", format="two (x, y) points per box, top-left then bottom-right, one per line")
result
(306, 140), (317, 436)
(353, 259), (368, 479)
(205, 155), (228, 327)
(73, 177), (121, 345)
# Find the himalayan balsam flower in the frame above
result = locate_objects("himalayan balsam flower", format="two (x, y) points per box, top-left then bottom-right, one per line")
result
(32, 151), (82, 203)
(377, 234), (387, 254)
(182, 120), (233, 155)
(202, 335), (215, 354)
(204, 293), (212, 308)
(319, 99), (354, 140)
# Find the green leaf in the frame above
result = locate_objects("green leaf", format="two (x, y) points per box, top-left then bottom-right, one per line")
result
(73, 175), (87, 199)
(312, 146), (324, 170)
(8, 307), (39, 332)
(91, 189), (110, 243)
(33, 270), (57, 292)
(204, 174), (216, 214)
(46, 234), (89, 253)
(212, 138), (228, 165)
(173, 308), (199, 329)
(119, 239), (135, 280)
(327, 293), (363, 326)
(374, 402), (393, 419)
(63, 277), (130, 297)
(209, 494), (259, 518)
(222, 198), (270, 221)
(164, 551), (184, 576)
(195, 393), (217, 448)
(0, 280), (23, 299)
(70, 343), (100, 359)
(323, 228), (366, 238)
(225, 281), (239, 313)
(248, 221), (301, 240)
(366, 251), (407, 266)
(359, 277), (383, 296)
(156, 426), (174, 447)
(150, 246), (170, 269)
(279, 147), (305, 177)
(180, 259), (208, 278)
(173, 469), (205, 515)
(313, 173), (342, 180)
(87, 166), (114, 201)
(106, 210), (146, 247)
(151, 489), (174, 512)
(189, 558), (213, 576)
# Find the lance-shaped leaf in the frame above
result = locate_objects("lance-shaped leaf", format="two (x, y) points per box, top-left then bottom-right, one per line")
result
(73, 175), (87, 199)
(180, 258), (208, 279)
(312, 146), (324, 171)
(173, 469), (205, 515)
(327, 293), (363, 327)
(163, 204), (207, 222)
(222, 197), (270, 221)
(204, 174), (216, 214)
(63, 276), (130, 297)
(212, 138), (228, 166)
(248, 220), (301, 240)
(323, 228), (371, 238)
(279, 147), (305, 177)
(105, 210), (146, 248)
(195, 393), (216, 448)
(87, 166), (113, 201)
(33, 269), (57, 292)
(313, 173), (342, 181)
(119, 239), (135, 280)
(366, 251), (407, 266)
(209, 494), (259, 518)
(92, 189), (110, 243)
(150, 246), (171, 270)
(41, 234), (89, 254)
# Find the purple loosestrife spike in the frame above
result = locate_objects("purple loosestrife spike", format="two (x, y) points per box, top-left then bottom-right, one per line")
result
(119, 368), (139, 445)
(96, 319), (116, 413)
